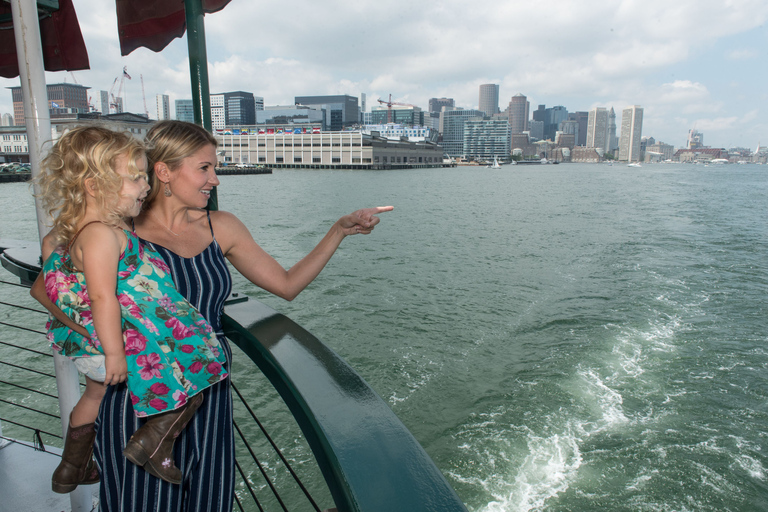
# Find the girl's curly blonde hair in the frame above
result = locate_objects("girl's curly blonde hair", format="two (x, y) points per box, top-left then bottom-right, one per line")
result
(37, 125), (147, 246)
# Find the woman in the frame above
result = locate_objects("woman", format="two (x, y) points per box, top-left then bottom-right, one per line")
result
(95, 120), (392, 511)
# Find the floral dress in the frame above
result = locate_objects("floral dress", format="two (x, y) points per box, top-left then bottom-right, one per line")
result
(43, 228), (228, 417)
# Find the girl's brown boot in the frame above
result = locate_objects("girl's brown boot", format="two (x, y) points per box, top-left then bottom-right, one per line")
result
(122, 393), (203, 484)
(51, 415), (100, 493)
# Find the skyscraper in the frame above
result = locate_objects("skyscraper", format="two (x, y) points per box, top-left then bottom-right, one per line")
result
(441, 109), (485, 157)
(210, 91), (258, 129)
(156, 94), (170, 120)
(478, 84), (499, 117)
(175, 99), (194, 123)
(507, 94), (529, 134)
(619, 106), (643, 162)
(586, 107), (609, 152)
(99, 90), (110, 115)
(429, 97), (454, 114)
(608, 107), (618, 153)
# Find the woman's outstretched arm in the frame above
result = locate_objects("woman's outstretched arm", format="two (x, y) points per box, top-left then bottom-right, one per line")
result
(217, 206), (393, 301)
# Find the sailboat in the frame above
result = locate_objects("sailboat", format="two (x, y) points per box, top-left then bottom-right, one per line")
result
(486, 156), (502, 169)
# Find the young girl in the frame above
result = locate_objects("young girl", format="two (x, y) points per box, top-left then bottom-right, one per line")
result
(31, 126), (229, 492)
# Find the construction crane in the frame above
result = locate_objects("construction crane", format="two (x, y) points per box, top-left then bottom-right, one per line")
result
(109, 66), (131, 114)
(140, 74), (149, 118)
(377, 94), (417, 124)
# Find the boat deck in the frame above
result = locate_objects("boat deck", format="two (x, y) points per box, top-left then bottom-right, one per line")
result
(0, 439), (98, 511)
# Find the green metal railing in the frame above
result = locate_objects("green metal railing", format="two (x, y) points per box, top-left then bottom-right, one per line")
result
(1, 244), (467, 511)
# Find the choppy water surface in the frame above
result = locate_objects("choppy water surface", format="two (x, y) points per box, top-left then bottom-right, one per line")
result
(2, 163), (767, 511)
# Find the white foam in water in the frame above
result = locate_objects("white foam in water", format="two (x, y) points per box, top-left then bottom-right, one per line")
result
(478, 427), (583, 512)
(474, 313), (688, 511)
(476, 367), (633, 512)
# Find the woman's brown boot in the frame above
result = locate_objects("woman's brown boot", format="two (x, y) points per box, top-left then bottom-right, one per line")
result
(122, 393), (203, 484)
(51, 415), (100, 493)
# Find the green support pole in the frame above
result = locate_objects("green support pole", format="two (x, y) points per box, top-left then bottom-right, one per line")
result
(184, 0), (218, 210)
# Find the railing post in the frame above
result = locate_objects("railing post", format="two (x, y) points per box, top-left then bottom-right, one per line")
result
(10, 1), (91, 510)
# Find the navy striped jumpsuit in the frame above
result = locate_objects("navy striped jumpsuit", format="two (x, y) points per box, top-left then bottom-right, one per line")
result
(95, 215), (235, 511)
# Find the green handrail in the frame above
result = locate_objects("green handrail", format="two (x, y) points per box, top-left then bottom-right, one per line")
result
(223, 299), (468, 512)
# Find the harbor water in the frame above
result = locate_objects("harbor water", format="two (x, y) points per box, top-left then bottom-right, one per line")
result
(1, 163), (766, 511)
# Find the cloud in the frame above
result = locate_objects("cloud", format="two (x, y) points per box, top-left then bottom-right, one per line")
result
(728, 49), (758, 60)
(1, 0), (767, 148)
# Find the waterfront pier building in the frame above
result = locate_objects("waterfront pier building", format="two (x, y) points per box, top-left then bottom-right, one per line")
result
(216, 130), (444, 169)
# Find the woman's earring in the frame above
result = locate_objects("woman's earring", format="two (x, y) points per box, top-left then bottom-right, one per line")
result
(164, 183), (172, 197)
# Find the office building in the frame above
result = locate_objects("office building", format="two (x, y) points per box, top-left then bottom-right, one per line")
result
(507, 94), (529, 134)
(156, 94), (170, 120)
(295, 95), (359, 131)
(463, 119), (511, 161)
(256, 105), (324, 127)
(211, 94), (225, 130)
(1, 113), (13, 126)
(608, 107), (618, 153)
(569, 111), (589, 146)
(175, 99), (195, 123)
(688, 129), (704, 149)
(528, 120), (544, 141)
(370, 105), (424, 127)
(98, 90), (110, 115)
(441, 108), (485, 157)
(619, 105), (643, 162)
(533, 104), (568, 141)
(586, 107), (609, 152)
(559, 119), (579, 146)
(478, 84), (499, 116)
(210, 91), (259, 129)
(428, 97), (454, 114)
(11, 83), (89, 125)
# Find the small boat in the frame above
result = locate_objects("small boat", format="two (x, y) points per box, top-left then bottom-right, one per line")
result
(627, 163), (642, 168)
(486, 156), (502, 169)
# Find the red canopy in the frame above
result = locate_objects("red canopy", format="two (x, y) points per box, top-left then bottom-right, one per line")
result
(0, 0), (232, 78)
(117, 0), (231, 56)
(0, 0), (89, 79)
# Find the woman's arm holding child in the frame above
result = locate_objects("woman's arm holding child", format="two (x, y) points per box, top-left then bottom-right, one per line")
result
(30, 231), (91, 338)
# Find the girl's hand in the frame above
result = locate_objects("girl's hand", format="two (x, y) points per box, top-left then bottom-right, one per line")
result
(104, 354), (128, 386)
(338, 206), (394, 236)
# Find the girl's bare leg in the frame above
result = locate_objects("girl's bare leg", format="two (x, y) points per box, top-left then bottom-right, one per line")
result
(70, 377), (107, 427)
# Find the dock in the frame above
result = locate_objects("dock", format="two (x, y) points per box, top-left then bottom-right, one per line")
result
(215, 166), (272, 175)
(0, 172), (31, 183)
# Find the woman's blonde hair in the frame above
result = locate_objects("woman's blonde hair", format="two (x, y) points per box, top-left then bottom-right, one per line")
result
(144, 121), (217, 207)
(37, 125), (146, 245)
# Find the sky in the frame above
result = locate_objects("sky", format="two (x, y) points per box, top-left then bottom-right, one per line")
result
(2, 0), (767, 150)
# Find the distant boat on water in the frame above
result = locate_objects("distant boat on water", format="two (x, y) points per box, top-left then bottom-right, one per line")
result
(627, 162), (642, 168)
(486, 157), (502, 169)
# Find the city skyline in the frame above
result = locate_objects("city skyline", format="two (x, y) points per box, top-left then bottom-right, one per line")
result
(1, 0), (766, 149)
